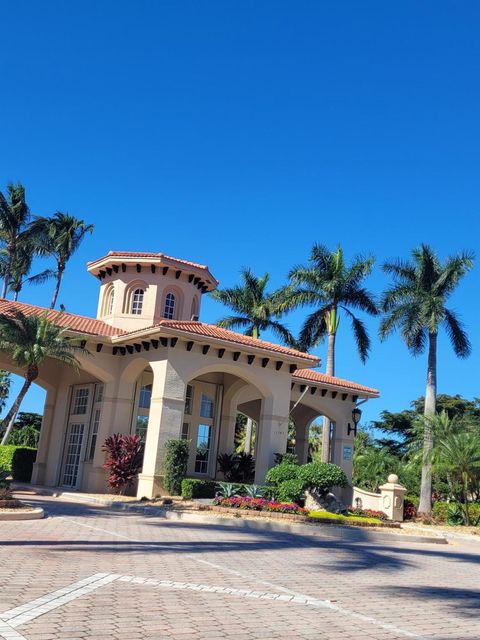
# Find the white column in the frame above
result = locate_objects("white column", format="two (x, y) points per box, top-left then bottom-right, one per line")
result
(254, 393), (290, 484)
(31, 388), (57, 485)
(331, 420), (354, 505)
(137, 359), (186, 498)
(295, 420), (310, 464)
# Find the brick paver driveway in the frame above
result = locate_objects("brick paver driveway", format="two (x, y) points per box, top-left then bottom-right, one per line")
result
(1, 494), (479, 640)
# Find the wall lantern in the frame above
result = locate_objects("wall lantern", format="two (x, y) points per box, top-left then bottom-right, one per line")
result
(347, 406), (362, 437)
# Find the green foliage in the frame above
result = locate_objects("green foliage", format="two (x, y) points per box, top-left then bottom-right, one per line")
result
(9, 424), (40, 447)
(0, 468), (10, 488)
(181, 478), (217, 499)
(446, 503), (465, 526)
(216, 452), (255, 483)
(163, 439), (190, 496)
(14, 412), (42, 430)
(308, 511), (384, 525)
(277, 479), (305, 503)
(298, 462), (348, 494)
(243, 484), (265, 498)
(0, 446), (37, 481)
(274, 452), (298, 465)
(432, 501), (480, 526)
(265, 462), (299, 486)
(353, 446), (399, 492)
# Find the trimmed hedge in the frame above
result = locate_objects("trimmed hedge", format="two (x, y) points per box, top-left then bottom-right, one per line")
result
(0, 446), (37, 481)
(181, 478), (217, 499)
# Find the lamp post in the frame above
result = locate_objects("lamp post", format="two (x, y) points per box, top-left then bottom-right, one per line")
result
(348, 406), (362, 437)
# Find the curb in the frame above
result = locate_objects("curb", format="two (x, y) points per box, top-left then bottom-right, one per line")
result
(0, 507), (44, 521)
(13, 484), (448, 545)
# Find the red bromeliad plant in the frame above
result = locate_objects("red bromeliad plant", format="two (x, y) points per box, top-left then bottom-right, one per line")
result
(102, 434), (144, 494)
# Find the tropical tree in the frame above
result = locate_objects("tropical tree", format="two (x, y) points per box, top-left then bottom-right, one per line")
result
(0, 311), (87, 444)
(0, 239), (52, 302)
(380, 244), (474, 515)
(0, 370), (11, 413)
(0, 183), (31, 298)
(30, 212), (94, 309)
(211, 268), (296, 343)
(289, 244), (378, 461)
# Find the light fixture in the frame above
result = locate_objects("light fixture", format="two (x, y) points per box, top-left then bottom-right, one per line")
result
(347, 406), (362, 437)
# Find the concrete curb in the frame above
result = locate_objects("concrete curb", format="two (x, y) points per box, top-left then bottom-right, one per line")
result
(0, 507), (44, 521)
(13, 483), (448, 545)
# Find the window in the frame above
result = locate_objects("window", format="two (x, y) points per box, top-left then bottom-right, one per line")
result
(184, 385), (194, 415)
(107, 289), (114, 315)
(72, 388), (89, 415)
(136, 416), (148, 441)
(139, 383), (152, 409)
(182, 422), (190, 440)
(95, 385), (104, 403)
(195, 424), (211, 473)
(190, 296), (199, 319)
(200, 394), (214, 419)
(131, 289), (144, 315)
(164, 292), (176, 319)
(88, 408), (101, 461)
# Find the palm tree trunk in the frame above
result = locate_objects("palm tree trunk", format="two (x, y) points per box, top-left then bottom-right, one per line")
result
(321, 330), (336, 462)
(50, 265), (63, 309)
(418, 332), (437, 515)
(1, 247), (13, 299)
(252, 325), (259, 339)
(0, 377), (32, 445)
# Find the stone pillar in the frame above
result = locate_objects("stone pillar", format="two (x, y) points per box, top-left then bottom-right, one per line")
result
(137, 359), (186, 498)
(31, 388), (57, 485)
(217, 402), (238, 456)
(379, 474), (406, 521)
(294, 420), (310, 464)
(254, 394), (290, 484)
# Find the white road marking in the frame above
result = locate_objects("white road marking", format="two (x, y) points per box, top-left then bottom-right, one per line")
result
(55, 516), (424, 639)
(0, 619), (27, 640)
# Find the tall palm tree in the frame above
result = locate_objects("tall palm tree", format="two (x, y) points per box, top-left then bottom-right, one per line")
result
(0, 183), (31, 298)
(0, 239), (52, 302)
(30, 212), (94, 308)
(0, 311), (87, 444)
(289, 244), (378, 461)
(380, 244), (474, 515)
(210, 268), (296, 344)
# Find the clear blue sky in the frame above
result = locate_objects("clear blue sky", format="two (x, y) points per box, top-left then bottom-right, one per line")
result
(0, 1), (479, 427)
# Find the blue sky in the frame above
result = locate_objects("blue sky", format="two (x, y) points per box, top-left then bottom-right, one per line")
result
(0, 1), (479, 427)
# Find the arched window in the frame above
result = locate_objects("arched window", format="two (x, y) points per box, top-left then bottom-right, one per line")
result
(164, 292), (176, 319)
(190, 296), (199, 320)
(107, 289), (115, 315)
(131, 289), (144, 315)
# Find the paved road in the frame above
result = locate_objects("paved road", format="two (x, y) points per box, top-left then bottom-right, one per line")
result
(1, 494), (479, 640)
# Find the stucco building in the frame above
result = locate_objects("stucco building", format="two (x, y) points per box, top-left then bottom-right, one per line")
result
(0, 251), (378, 500)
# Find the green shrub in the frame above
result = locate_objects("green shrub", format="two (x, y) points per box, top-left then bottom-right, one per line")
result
(274, 452), (299, 465)
(181, 478), (217, 499)
(265, 462), (299, 486)
(0, 446), (37, 481)
(9, 425), (40, 448)
(164, 439), (190, 495)
(432, 501), (480, 525)
(298, 462), (347, 495)
(277, 479), (305, 504)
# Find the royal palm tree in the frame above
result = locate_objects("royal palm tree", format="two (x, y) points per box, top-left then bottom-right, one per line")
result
(0, 183), (31, 298)
(211, 268), (296, 344)
(380, 244), (474, 515)
(0, 311), (87, 444)
(289, 244), (378, 461)
(30, 212), (94, 308)
(0, 239), (52, 302)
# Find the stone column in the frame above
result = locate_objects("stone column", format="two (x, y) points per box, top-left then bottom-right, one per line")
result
(379, 474), (407, 521)
(330, 420), (355, 505)
(136, 359), (186, 498)
(254, 394), (290, 484)
(31, 388), (57, 485)
(217, 402), (238, 457)
(294, 420), (310, 464)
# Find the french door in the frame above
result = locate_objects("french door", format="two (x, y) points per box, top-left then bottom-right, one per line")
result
(60, 385), (94, 488)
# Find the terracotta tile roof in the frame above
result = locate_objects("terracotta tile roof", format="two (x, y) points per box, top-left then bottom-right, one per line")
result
(88, 251), (211, 273)
(0, 300), (124, 338)
(293, 368), (379, 396)
(122, 320), (319, 363)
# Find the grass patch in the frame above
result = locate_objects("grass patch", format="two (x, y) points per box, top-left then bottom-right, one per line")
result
(308, 510), (383, 525)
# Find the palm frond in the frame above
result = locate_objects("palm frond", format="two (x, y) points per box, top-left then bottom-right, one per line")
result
(443, 308), (471, 358)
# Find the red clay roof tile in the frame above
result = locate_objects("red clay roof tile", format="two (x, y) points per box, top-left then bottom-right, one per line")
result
(293, 368), (379, 396)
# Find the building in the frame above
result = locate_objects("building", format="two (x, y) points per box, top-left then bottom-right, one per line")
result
(0, 251), (378, 500)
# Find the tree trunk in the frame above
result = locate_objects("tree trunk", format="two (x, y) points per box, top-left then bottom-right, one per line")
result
(0, 377), (32, 445)
(1, 246), (14, 299)
(321, 330), (336, 462)
(50, 265), (64, 309)
(252, 325), (259, 339)
(418, 332), (437, 515)
(244, 418), (253, 454)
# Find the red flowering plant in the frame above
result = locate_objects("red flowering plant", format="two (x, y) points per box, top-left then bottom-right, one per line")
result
(213, 495), (305, 515)
(349, 507), (388, 521)
(103, 433), (144, 494)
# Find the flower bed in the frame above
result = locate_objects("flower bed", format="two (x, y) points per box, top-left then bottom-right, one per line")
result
(213, 495), (305, 515)
(349, 507), (388, 521)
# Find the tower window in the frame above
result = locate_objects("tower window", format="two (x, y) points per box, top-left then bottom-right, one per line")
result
(164, 293), (176, 319)
(131, 289), (144, 315)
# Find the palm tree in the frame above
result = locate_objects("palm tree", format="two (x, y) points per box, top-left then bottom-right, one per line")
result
(0, 311), (87, 444)
(289, 244), (378, 461)
(0, 183), (31, 298)
(30, 212), (94, 309)
(0, 239), (52, 302)
(210, 268), (296, 344)
(380, 244), (474, 515)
